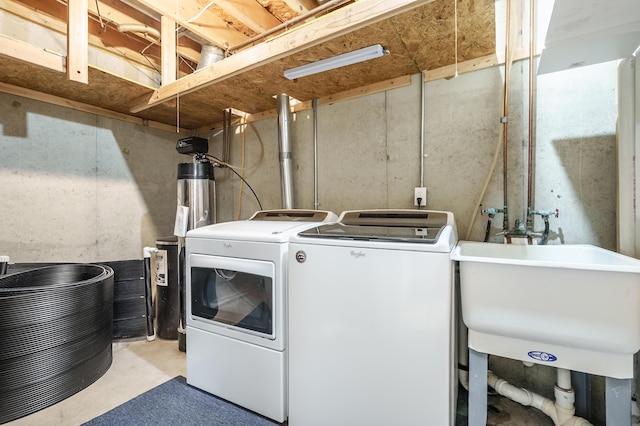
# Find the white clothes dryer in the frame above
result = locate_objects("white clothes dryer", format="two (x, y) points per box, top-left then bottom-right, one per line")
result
(185, 209), (338, 423)
(288, 209), (458, 426)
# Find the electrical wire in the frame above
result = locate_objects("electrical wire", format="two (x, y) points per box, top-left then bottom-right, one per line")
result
(95, 0), (106, 32)
(205, 154), (263, 210)
(208, 121), (265, 173)
(187, 1), (217, 23)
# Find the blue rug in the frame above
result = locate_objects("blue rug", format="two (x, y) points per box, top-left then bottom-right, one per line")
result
(83, 376), (281, 425)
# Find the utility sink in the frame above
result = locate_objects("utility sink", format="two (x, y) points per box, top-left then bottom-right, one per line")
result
(452, 241), (640, 378)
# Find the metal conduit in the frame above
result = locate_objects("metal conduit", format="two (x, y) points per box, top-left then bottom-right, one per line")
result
(502, 0), (512, 232)
(0, 264), (114, 423)
(526, 0), (536, 230)
(313, 98), (320, 210)
(420, 71), (426, 187)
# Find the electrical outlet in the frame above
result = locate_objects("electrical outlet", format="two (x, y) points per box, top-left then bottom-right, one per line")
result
(414, 187), (427, 207)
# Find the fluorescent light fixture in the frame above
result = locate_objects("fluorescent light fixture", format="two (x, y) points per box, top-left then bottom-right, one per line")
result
(284, 44), (386, 80)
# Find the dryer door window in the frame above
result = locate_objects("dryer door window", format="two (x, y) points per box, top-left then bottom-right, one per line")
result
(191, 266), (274, 338)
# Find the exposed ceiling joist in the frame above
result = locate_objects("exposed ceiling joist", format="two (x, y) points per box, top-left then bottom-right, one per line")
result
(281, 0), (318, 14)
(130, 0), (434, 113)
(133, 0), (250, 49)
(88, 0), (158, 31)
(5, 0), (201, 73)
(210, 0), (282, 33)
(0, 0), (499, 130)
(0, 34), (65, 72)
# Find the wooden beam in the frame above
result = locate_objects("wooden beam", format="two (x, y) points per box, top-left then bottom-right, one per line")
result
(133, 0), (249, 49)
(282, 0), (318, 14)
(161, 16), (177, 85)
(423, 46), (543, 82)
(6, 0), (200, 68)
(2, 1), (153, 71)
(209, 0), (281, 33)
(423, 55), (499, 81)
(0, 35), (65, 72)
(89, 0), (158, 29)
(67, 0), (88, 84)
(130, 0), (434, 113)
(0, 80), (189, 134)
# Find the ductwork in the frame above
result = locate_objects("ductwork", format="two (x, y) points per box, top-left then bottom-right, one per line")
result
(197, 45), (224, 70)
(277, 94), (295, 209)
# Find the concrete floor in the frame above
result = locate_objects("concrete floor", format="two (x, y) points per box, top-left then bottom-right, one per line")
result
(3, 337), (586, 426)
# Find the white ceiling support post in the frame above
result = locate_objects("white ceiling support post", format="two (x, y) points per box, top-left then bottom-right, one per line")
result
(67, 0), (88, 84)
(161, 16), (177, 85)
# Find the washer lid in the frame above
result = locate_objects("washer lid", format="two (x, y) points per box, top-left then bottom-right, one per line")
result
(186, 210), (338, 243)
(249, 209), (337, 222)
(339, 209), (453, 228)
(298, 209), (455, 244)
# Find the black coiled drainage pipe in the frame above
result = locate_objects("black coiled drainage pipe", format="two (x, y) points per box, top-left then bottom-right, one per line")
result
(0, 264), (114, 423)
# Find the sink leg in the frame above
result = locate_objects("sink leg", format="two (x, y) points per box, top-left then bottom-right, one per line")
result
(571, 370), (590, 419)
(605, 376), (632, 426)
(469, 348), (488, 426)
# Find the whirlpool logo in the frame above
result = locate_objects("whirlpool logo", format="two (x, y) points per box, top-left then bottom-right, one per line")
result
(295, 250), (306, 263)
(527, 351), (557, 362)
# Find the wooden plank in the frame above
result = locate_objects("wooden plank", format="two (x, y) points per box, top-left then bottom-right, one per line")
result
(197, 74), (413, 130)
(11, 0), (200, 65)
(0, 81), (189, 134)
(0, 35), (65, 72)
(89, 0), (158, 29)
(281, 0), (318, 14)
(130, 0), (434, 114)
(209, 0), (281, 33)
(133, 0), (249, 49)
(423, 54), (499, 81)
(67, 0), (88, 84)
(161, 16), (177, 85)
(423, 46), (543, 82)
(2, 1), (152, 72)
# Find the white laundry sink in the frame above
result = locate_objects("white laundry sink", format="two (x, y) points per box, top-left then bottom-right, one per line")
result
(452, 241), (640, 378)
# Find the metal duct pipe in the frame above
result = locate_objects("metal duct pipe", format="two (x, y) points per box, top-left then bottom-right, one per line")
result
(277, 94), (295, 209)
(197, 45), (224, 70)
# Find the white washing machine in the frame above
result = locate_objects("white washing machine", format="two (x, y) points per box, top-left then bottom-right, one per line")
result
(288, 209), (458, 426)
(185, 209), (337, 423)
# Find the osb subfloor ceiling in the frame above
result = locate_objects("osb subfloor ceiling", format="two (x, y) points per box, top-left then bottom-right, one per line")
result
(0, 0), (496, 131)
